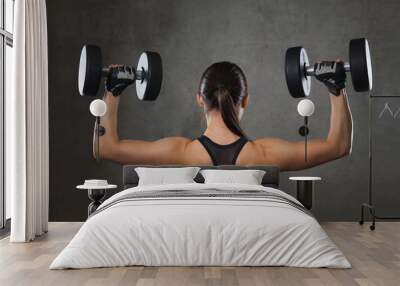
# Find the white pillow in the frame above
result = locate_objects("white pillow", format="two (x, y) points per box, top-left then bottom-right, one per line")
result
(200, 169), (266, 185)
(135, 167), (201, 186)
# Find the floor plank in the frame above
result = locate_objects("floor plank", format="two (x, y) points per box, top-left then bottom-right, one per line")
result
(0, 222), (399, 286)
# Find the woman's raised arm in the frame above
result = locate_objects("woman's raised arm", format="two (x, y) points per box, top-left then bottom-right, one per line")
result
(254, 89), (353, 171)
(98, 92), (195, 165)
(102, 136), (194, 165)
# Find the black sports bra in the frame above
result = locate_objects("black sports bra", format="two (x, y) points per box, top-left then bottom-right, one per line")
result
(197, 135), (248, 166)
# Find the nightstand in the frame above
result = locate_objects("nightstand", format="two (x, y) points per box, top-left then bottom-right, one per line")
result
(289, 176), (321, 210)
(76, 180), (117, 217)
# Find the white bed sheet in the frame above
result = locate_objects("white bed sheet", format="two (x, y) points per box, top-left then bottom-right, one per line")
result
(50, 183), (350, 269)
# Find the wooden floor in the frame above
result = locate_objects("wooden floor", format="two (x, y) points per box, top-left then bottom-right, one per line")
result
(0, 222), (399, 286)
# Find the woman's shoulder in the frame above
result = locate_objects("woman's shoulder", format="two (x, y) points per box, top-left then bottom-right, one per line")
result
(236, 138), (285, 165)
(154, 136), (207, 153)
(153, 137), (199, 155)
(147, 137), (211, 165)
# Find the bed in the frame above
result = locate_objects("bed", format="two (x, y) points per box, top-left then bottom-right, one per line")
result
(50, 165), (350, 269)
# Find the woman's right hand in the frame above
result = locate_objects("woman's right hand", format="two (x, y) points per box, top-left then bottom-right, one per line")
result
(314, 60), (346, 96)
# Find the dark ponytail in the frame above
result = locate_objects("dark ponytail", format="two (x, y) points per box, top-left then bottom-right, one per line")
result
(215, 87), (245, 137)
(199, 62), (247, 138)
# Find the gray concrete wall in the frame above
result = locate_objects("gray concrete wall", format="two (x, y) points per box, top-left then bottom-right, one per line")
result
(46, 0), (400, 221)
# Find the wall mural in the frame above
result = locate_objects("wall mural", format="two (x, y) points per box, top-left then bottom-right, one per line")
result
(47, 0), (400, 221)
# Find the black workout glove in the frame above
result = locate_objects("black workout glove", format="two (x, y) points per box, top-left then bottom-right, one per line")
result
(314, 61), (346, 96)
(105, 66), (135, 96)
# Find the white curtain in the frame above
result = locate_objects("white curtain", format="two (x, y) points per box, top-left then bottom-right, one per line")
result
(7, 0), (49, 242)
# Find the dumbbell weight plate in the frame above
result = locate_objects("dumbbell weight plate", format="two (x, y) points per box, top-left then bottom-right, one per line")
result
(136, 51), (163, 101)
(349, 38), (373, 92)
(285, 47), (311, 98)
(78, 45), (103, 96)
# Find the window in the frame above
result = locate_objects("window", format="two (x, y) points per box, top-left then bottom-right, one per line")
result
(1, 0), (14, 229)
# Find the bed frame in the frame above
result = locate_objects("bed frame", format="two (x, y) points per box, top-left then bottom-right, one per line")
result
(122, 165), (280, 189)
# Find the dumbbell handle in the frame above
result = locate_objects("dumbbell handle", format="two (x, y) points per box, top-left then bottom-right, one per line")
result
(101, 66), (145, 81)
(305, 62), (350, 76)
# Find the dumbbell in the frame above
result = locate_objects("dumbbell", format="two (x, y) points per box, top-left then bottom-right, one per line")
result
(285, 38), (372, 98)
(78, 45), (162, 100)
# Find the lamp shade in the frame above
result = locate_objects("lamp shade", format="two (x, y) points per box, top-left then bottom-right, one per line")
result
(297, 99), (315, 117)
(90, 99), (107, 117)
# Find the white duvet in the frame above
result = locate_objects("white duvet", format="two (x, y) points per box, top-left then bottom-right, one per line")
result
(50, 183), (350, 269)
